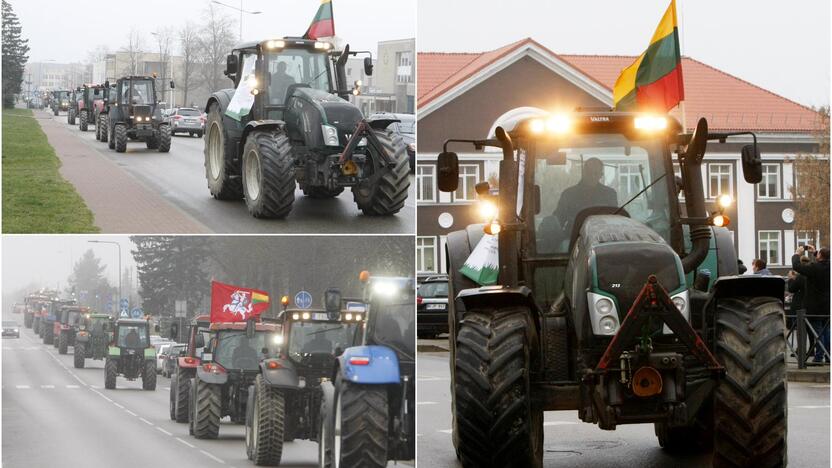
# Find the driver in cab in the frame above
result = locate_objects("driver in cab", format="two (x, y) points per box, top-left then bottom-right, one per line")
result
(269, 62), (296, 105)
(232, 336), (259, 367)
(302, 332), (333, 354)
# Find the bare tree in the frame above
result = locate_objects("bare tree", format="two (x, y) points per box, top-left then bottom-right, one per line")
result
(85, 44), (110, 66)
(197, 3), (237, 94)
(151, 27), (173, 107)
(791, 106), (830, 247)
(178, 22), (201, 107)
(121, 29), (145, 75)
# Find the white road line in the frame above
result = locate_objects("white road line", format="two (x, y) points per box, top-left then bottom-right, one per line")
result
(139, 417), (154, 426)
(163, 387), (170, 390)
(125, 409), (137, 416)
(199, 450), (225, 464)
(543, 421), (579, 427)
(417, 401), (438, 405)
(40, 385), (55, 389)
(15, 385), (30, 389)
(66, 385), (80, 389)
(791, 405), (830, 409)
(438, 429), (453, 434)
(157, 427), (173, 436)
(417, 376), (447, 381)
(175, 437), (195, 448)
(112, 402), (124, 409)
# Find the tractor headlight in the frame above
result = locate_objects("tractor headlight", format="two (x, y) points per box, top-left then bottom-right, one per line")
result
(302, 312), (311, 320)
(477, 200), (498, 221)
(321, 124), (339, 146)
(372, 281), (398, 297)
(272, 334), (284, 345)
(545, 114), (571, 133)
(634, 115), (668, 132)
(266, 40), (285, 49)
(345, 313), (353, 321)
(587, 292), (619, 336)
(664, 290), (690, 334)
(292, 313), (300, 320)
(353, 314), (362, 321)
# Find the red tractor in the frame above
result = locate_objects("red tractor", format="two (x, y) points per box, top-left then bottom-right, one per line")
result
(169, 314), (211, 422)
(77, 84), (106, 132)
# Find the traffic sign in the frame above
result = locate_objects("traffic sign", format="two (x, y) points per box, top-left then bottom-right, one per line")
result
(294, 291), (313, 309)
(119, 310), (129, 318)
(120, 298), (129, 308)
(174, 300), (187, 318)
(130, 307), (143, 319)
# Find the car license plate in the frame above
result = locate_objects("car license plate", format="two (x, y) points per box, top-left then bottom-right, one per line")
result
(186, 119), (197, 124)
(427, 304), (446, 310)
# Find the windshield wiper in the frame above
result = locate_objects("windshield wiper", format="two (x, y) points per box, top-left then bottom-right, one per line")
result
(307, 326), (343, 336)
(614, 173), (666, 215)
(305, 69), (328, 87)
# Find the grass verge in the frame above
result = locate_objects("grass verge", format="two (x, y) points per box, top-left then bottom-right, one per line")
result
(2, 108), (98, 233)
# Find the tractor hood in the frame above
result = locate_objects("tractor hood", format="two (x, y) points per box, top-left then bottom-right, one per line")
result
(290, 87), (362, 133)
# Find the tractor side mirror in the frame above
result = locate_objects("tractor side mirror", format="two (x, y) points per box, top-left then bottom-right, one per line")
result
(324, 288), (342, 315)
(684, 117), (708, 164)
(225, 54), (239, 77)
(154, 324), (160, 332)
(437, 152), (460, 192)
(195, 333), (205, 348)
(363, 57), (374, 76)
(169, 81), (175, 89)
(741, 144), (763, 184)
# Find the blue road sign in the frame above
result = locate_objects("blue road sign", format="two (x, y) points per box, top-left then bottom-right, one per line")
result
(120, 298), (129, 308)
(294, 291), (313, 309)
(130, 307), (143, 319)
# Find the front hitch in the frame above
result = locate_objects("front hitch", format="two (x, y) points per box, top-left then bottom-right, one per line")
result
(338, 119), (393, 173)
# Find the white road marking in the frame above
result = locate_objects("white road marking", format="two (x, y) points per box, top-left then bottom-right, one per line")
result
(418, 376), (447, 381)
(66, 385), (80, 389)
(125, 409), (137, 416)
(791, 405), (830, 409)
(809, 384), (830, 388)
(417, 401), (438, 405)
(15, 385), (30, 389)
(40, 385), (55, 389)
(175, 437), (195, 448)
(543, 421), (579, 427)
(112, 402), (124, 409)
(438, 429), (453, 434)
(163, 387), (170, 390)
(157, 427), (173, 436)
(139, 417), (153, 426)
(199, 450), (225, 464)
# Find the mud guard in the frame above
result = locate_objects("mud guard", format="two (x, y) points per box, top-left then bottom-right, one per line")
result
(710, 275), (785, 303)
(204, 89), (234, 116)
(365, 115), (399, 131)
(260, 358), (300, 389)
(337, 345), (400, 384)
(445, 225), (486, 331)
(456, 285), (538, 313)
(240, 119), (286, 153)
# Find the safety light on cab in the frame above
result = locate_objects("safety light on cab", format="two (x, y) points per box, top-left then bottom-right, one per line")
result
(634, 115), (668, 132)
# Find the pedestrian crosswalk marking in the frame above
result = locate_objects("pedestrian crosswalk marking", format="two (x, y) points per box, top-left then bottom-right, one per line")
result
(40, 385), (54, 389)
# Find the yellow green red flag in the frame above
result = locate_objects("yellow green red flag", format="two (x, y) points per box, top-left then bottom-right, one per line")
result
(252, 292), (269, 305)
(303, 0), (335, 40)
(613, 0), (684, 112)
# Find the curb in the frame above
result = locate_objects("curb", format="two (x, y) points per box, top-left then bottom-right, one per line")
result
(787, 367), (830, 383)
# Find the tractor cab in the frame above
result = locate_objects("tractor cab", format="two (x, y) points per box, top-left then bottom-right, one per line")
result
(59, 305), (86, 329)
(203, 321), (280, 372)
(113, 318), (151, 350)
(81, 84), (105, 108)
(114, 76), (158, 116)
(362, 275), (416, 365)
(279, 303), (364, 376)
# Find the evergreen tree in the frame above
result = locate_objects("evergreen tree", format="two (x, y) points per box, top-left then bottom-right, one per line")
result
(67, 249), (116, 314)
(2, 1), (29, 108)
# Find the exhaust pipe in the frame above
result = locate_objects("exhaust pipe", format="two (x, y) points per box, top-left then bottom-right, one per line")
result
(680, 118), (712, 273)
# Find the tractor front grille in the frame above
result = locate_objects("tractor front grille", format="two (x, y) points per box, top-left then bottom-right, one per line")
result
(132, 105), (151, 119)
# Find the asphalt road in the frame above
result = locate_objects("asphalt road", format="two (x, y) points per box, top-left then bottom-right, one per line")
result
(417, 343), (831, 468)
(43, 111), (415, 234)
(1, 323), (412, 468)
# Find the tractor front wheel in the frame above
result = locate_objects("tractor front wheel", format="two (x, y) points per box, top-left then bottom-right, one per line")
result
(332, 375), (389, 468)
(241, 129), (295, 219)
(713, 296), (787, 467)
(247, 375), (284, 466)
(157, 124), (171, 153)
(95, 116), (102, 140)
(74, 342), (85, 368)
(454, 306), (543, 468)
(105, 358), (117, 389)
(204, 103), (243, 200)
(114, 124), (127, 153)
(142, 360), (157, 390)
(68, 109), (75, 125)
(58, 332), (68, 354)
(352, 129), (410, 215)
(79, 111), (88, 131)
(192, 379), (221, 439)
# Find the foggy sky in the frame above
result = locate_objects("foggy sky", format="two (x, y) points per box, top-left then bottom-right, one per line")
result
(417, 0), (830, 108)
(11, 0), (415, 63)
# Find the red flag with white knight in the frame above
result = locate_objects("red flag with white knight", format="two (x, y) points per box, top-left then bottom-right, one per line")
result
(210, 280), (270, 323)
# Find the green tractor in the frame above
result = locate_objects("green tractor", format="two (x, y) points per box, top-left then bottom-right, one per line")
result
(204, 37), (409, 218)
(50, 90), (70, 116)
(104, 318), (157, 390)
(73, 312), (114, 368)
(97, 84), (117, 143)
(104, 76), (172, 153)
(67, 87), (81, 125)
(437, 111), (786, 467)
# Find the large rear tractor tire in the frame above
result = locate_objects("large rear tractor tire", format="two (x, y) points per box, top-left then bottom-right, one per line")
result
(115, 124), (127, 153)
(174, 370), (192, 423)
(79, 111), (88, 131)
(333, 375), (389, 468)
(352, 129), (410, 216)
(192, 379), (221, 439)
(157, 124), (171, 153)
(142, 360), (157, 391)
(454, 307), (543, 468)
(74, 342), (86, 369)
(317, 381), (335, 468)
(105, 358), (117, 390)
(99, 115), (109, 143)
(713, 296), (787, 467)
(204, 103), (243, 200)
(68, 109), (75, 125)
(247, 375), (285, 466)
(43, 325), (54, 345)
(58, 333), (68, 354)
(107, 120), (115, 149)
(241, 129), (295, 219)
(302, 185), (344, 199)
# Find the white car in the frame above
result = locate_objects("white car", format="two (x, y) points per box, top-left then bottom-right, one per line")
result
(155, 342), (175, 372)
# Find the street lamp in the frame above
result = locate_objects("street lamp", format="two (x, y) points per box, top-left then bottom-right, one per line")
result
(211, 0), (262, 41)
(88, 240), (122, 311)
(150, 32), (170, 109)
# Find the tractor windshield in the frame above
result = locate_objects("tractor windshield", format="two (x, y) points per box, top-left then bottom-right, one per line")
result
(532, 134), (671, 254)
(265, 49), (331, 105)
(87, 88), (104, 100)
(64, 310), (81, 325)
(367, 300), (415, 361)
(89, 316), (110, 332)
(122, 79), (155, 105)
(287, 322), (358, 360)
(117, 325), (148, 348)
(58, 91), (69, 100)
(212, 330), (271, 370)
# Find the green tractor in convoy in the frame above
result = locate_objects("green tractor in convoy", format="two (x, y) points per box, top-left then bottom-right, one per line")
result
(204, 37), (409, 219)
(67, 87), (82, 125)
(104, 75), (172, 153)
(73, 312), (114, 368)
(104, 318), (157, 390)
(96, 83), (117, 143)
(50, 90), (70, 116)
(437, 111), (786, 467)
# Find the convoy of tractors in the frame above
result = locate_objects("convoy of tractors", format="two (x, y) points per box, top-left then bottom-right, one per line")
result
(17, 271), (416, 467)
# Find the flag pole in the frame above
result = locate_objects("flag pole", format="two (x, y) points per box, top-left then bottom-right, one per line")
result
(678, 0), (687, 131)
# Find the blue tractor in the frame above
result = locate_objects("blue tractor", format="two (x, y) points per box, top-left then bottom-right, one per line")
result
(317, 273), (415, 467)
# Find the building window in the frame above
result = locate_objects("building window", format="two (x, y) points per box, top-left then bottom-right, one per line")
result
(618, 164), (642, 197)
(708, 163), (732, 199)
(455, 164), (480, 202)
(396, 51), (413, 83)
(417, 237), (437, 273)
(796, 230), (821, 249)
(758, 231), (782, 266)
(417, 164), (436, 202)
(757, 164), (781, 199)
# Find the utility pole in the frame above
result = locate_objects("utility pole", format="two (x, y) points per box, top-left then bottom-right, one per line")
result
(211, 0), (262, 41)
(88, 240), (123, 308)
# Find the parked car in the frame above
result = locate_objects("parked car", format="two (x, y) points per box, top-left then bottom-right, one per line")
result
(162, 343), (186, 377)
(167, 107), (205, 137)
(155, 342), (175, 372)
(417, 275), (449, 338)
(2, 321), (21, 338)
(371, 112), (415, 171)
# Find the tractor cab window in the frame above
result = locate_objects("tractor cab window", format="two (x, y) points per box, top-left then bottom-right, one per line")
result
(121, 80), (155, 105)
(64, 310), (81, 325)
(266, 49), (330, 106)
(367, 299), (415, 360)
(532, 134), (671, 254)
(212, 330), (269, 370)
(117, 325), (148, 348)
(287, 322), (358, 360)
(58, 91), (69, 100)
(89, 316), (110, 332)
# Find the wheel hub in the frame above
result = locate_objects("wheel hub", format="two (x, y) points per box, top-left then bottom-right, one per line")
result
(208, 123), (221, 180)
(244, 148), (262, 201)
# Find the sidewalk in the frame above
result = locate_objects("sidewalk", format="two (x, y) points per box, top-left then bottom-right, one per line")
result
(35, 111), (208, 233)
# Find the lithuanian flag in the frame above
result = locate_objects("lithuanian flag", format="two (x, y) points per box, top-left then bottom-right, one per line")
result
(613, 0), (684, 112)
(252, 292), (270, 305)
(303, 0), (334, 40)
